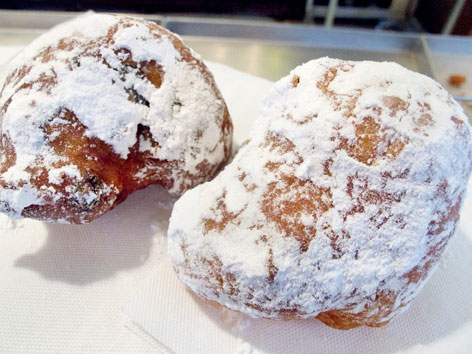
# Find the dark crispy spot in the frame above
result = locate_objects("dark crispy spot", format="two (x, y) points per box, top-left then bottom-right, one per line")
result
(267, 248), (278, 283)
(125, 86), (150, 107)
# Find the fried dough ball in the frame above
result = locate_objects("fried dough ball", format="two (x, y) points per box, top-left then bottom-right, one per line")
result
(0, 13), (232, 223)
(168, 58), (472, 329)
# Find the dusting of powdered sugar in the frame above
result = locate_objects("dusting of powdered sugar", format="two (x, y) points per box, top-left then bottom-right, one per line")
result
(0, 13), (229, 219)
(168, 58), (472, 324)
(235, 339), (254, 354)
(48, 164), (82, 185)
(0, 212), (24, 231)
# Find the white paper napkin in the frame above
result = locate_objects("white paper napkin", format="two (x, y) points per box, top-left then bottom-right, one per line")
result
(122, 64), (472, 354)
(0, 183), (176, 354)
(0, 45), (25, 66)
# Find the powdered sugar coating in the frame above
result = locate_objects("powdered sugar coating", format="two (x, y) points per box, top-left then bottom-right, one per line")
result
(0, 13), (232, 223)
(168, 58), (472, 328)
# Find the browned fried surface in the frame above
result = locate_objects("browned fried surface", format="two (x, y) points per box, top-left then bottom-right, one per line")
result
(169, 58), (472, 330)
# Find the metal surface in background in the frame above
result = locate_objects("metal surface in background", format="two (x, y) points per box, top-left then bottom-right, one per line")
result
(182, 36), (422, 81)
(164, 17), (442, 81)
(0, 10), (471, 118)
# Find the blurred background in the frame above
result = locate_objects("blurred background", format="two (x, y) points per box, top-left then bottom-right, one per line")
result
(1, 0), (471, 35)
